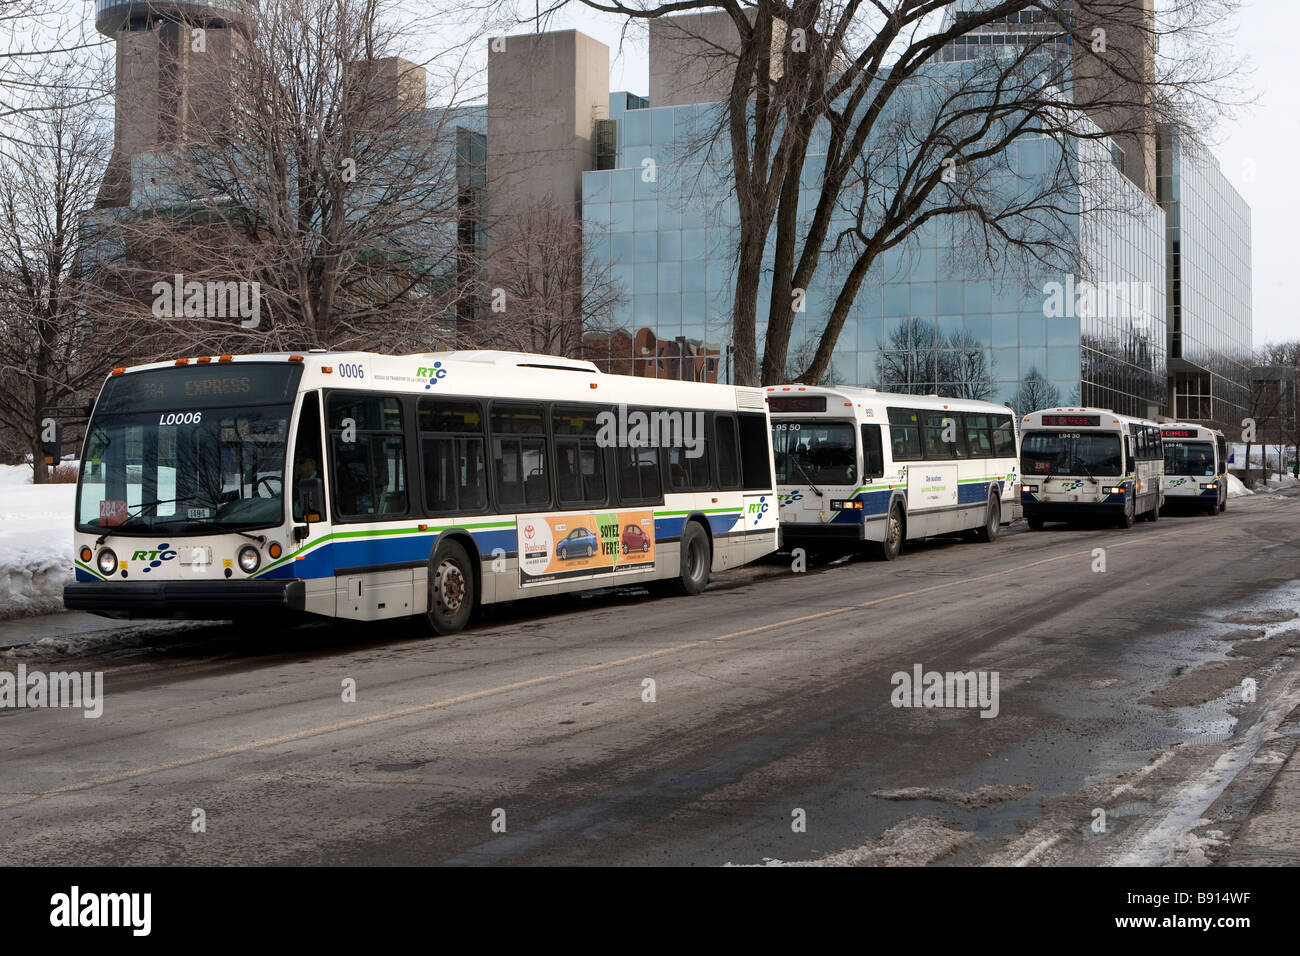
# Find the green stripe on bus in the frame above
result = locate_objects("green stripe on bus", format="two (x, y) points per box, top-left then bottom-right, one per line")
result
(254, 519), (517, 576)
(75, 559), (107, 581)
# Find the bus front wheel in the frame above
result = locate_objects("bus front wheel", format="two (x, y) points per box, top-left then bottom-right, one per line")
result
(975, 495), (1000, 542)
(426, 539), (474, 635)
(876, 504), (904, 560)
(1118, 501), (1135, 529)
(1026, 514), (1044, 530)
(670, 521), (711, 595)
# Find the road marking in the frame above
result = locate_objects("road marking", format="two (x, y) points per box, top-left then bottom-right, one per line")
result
(1111, 659), (1300, 866)
(1108, 749), (1177, 800)
(0, 524), (1209, 811)
(1013, 834), (1065, 867)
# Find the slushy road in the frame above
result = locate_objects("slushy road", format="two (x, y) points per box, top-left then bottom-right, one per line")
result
(3, 493), (1299, 865)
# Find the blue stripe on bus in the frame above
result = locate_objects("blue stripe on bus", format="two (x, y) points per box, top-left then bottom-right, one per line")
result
(259, 513), (744, 580)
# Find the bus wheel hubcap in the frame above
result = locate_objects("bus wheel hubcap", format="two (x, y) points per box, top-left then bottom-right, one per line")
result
(437, 561), (465, 613)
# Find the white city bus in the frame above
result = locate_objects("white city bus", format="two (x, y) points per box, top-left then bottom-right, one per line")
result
(768, 385), (1022, 560)
(1159, 422), (1228, 516)
(65, 350), (779, 634)
(1019, 407), (1164, 529)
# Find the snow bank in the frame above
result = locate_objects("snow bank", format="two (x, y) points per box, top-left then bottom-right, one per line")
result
(0, 464), (76, 619)
(1225, 473), (1253, 498)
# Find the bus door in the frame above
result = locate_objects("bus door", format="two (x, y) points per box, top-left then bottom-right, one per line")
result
(288, 391), (335, 611)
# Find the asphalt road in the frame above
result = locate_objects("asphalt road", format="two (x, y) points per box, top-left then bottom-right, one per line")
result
(3, 493), (1299, 866)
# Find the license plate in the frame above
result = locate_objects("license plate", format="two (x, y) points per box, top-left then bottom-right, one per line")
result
(178, 547), (212, 565)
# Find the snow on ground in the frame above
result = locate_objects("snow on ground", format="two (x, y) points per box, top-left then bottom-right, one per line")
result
(1225, 473), (1253, 498)
(0, 464), (76, 619)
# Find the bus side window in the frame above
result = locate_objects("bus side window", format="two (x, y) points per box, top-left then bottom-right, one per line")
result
(861, 424), (884, 479)
(738, 413), (774, 490)
(1124, 436), (1133, 471)
(887, 408), (921, 460)
(964, 414), (992, 458)
(714, 414), (741, 489)
(991, 415), (1016, 457)
(554, 404), (607, 509)
(490, 404), (550, 510)
(327, 394), (407, 519)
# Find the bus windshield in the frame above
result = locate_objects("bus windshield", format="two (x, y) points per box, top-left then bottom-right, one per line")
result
(1021, 430), (1122, 478)
(76, 364), (301, 534)
(772, 420), (856, 485)
(1164, 440), (1217, 476)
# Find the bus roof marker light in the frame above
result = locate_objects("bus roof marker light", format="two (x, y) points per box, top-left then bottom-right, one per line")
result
(218, 355), (233, 363)
(111, 367), (125, 375)
(197, 356), (211, 365)
(174, 358), (189, 366)
(289, 355), (304, 363)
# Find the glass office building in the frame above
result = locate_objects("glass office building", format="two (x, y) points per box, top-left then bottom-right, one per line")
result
(1158, 126), (1253, 423)
(581, 91), (1168, 416)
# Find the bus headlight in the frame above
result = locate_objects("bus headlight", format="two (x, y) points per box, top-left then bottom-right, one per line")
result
(96, 548), (118, 575)
(237, 545), (261, 574)
(1200, 482), (1218, 490)
(1022, 484), (1038, 493)
(1108, 486), (1125, 495)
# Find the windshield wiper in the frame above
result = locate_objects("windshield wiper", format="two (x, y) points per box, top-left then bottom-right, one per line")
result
(792, 458), (824, 497)
(1073, 457), (1097, 482)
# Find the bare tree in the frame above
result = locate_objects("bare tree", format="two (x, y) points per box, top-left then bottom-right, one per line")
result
(468, 198), (626, 356)
(86, 0), (487, 357)
(558, 0), (1243, 385)
(0, 67), (113, 479)
(1011, 366), (1061, 416)
(0, 0), (108, 141)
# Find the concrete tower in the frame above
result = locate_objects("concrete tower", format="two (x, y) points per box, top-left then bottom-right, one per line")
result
(94, 0), (253, 208)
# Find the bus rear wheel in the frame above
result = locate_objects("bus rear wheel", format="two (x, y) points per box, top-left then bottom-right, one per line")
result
(670, 520), (711, 595)
(975, 495), (1000, 542)
(875, 504), (904, 560)
(426, 539), (474, 635)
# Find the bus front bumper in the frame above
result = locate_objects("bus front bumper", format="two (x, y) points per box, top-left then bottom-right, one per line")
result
(779, 521), (867, 546)
(63, 579), (307, 620)
(1021, 498), (1126, 520)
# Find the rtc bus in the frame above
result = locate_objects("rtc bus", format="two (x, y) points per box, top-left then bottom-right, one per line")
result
(1159, 422), (1228, 516)
(768, 385), (1022, 560)
(1019, 407), (1164, 529)
(64, 350), (779, 634)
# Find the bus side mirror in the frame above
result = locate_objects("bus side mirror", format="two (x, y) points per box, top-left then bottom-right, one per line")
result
(297, 477), (323, 522)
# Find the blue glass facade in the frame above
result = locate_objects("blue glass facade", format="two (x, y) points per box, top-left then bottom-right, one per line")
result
(581, 91), (1170, 416)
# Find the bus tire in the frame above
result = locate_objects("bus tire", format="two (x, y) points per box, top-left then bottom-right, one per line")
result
(1220, 494), (1227, 512)
(426, 539), (474, 635)
(670, 520), (711, 595)
(1118, 500), (1135, 529)
(975, 494), (1000, 542)
(1026, 514), (1044, 530)
(875, 503), (904, 560)
(1206, 498), (1219, 516)
(1145, 498), (1160, 521)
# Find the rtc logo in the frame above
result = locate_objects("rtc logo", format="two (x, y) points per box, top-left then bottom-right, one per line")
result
(779, 490), (804, 507)
(417, 362), (448, 389)
(130, 543), (178, 573)
(748, 496), (770, 525)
